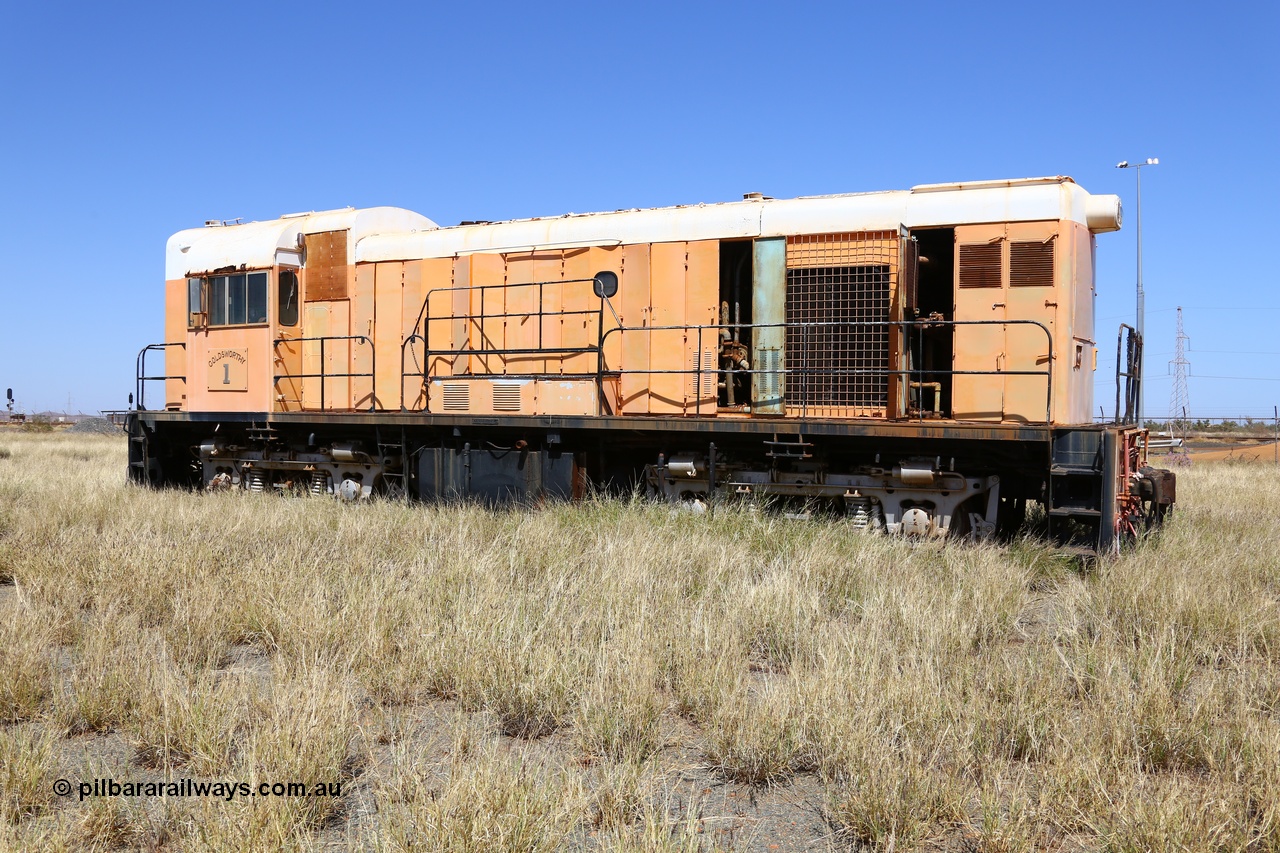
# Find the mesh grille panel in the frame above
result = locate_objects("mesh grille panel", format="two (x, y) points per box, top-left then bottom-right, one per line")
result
(785, 232), (895, 413)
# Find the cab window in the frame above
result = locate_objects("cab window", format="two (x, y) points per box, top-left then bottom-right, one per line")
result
(189, 272), (270, 327)
(278, 270), (299, 326)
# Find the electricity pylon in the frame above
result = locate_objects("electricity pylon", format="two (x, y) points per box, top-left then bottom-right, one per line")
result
(1169, 306), (1191, 438)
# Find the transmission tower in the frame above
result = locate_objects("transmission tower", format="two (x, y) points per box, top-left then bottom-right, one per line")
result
(1169, 306), (1191, 433)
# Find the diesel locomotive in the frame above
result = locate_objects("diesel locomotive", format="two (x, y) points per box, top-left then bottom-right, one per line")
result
(127, 176), (1175, 552)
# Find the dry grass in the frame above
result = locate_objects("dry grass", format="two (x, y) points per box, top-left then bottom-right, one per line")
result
(0, 430), (1278, 850)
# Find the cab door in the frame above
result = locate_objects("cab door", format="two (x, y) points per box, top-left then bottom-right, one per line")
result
(1003, 223), (1058, 423)
(952, 226), (1005, 421)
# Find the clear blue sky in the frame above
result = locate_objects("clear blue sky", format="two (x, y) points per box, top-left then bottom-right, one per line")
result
(2, 1), (1276, 419)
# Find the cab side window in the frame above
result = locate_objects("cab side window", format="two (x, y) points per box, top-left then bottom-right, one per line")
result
(187, 278), (203, 324)
(278, 270), (299, 326)
(187, 271), (271, 327)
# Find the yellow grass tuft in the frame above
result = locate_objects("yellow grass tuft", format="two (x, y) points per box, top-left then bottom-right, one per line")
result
(1, 431), (1278, 849)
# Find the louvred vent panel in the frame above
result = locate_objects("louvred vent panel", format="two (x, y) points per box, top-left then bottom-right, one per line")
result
(958, 243), (1002, 288)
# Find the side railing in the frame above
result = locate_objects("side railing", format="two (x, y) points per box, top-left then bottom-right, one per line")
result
(400, 278), (606, 413)
(593, 318), (1055, 422)
(273, 335), (375, 412)
(135, 342), (186, 411)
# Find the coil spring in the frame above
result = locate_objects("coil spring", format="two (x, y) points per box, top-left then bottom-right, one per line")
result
(246, 471), (266, 493)
(847, 497), (883, 532)
(309, 472), (328, 496)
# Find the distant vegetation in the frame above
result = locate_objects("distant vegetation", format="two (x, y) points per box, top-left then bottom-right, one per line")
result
(17, 415), (55, 433)
(1147, 418), (1278, 437)
(1, 433), (1277, 850)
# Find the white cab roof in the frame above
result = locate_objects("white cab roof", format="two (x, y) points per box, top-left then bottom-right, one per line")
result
(356, 177), (1121, 264)
(166, 207), (437, 280)
(166, 178), (1122, 278)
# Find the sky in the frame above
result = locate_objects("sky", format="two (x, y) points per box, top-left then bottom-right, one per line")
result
(1, 1), (1277, 420)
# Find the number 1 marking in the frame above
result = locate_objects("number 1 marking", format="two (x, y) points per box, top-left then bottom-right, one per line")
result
(223, 363), (230, 385)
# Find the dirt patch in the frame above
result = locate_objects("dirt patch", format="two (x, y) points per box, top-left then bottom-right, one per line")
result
(1153, 440), (1280, 465)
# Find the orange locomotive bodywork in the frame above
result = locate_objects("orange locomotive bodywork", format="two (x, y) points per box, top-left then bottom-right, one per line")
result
(130, 178), (1174, 552)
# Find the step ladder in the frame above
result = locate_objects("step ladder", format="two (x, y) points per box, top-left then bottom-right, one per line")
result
(764, 433), (813, 460)
(376, 427), (410, 499)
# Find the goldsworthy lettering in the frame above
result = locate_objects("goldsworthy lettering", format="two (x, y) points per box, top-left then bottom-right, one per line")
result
(207, 349), (247, 367)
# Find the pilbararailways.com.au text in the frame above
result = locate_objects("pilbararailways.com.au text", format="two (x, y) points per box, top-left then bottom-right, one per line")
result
(54, 778), (342, 802)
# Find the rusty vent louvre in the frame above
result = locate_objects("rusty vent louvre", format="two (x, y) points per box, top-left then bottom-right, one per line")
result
(785, 232), (894, 412)
(492, 383), (522, 412)
(304, 230), (349, 301)
(958, 243), (1002, 288)
(1010, 238), (1055, 287)
(442, 384), (469, 411)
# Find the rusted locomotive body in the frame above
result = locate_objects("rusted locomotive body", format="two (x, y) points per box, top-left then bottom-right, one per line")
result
(128, 177), (1174, 552)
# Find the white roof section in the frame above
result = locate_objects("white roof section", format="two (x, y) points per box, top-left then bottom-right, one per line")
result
(166, 207), (437, 280)
(356, 177), (1121, 264)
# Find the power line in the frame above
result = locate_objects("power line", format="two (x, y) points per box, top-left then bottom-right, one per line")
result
(1150, 306), (1280, 312)
(1189, 349), (1280, 356)
(1190, 373), (1280, 382)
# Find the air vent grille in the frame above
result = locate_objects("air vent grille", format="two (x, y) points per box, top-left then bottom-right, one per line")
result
(492, 382), (522, 412)
(442, 384), (469, 411)
(958, 243), (1002, 288)
(690, 349), (717, 400)
(1010, 239), (1055, 287)
(757, 347), (782, 404)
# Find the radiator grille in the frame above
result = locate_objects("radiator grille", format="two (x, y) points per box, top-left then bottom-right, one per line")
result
(442, 383), (470, 411)
(958, 243), (1002, 288)
(1011, 238), (1055, 287)
(492, 382), (522, 412)
(785, 232), (894, 412)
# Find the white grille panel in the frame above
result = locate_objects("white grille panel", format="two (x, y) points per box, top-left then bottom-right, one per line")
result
(442, 384), (470, 411)
(492, 382), (522, 412)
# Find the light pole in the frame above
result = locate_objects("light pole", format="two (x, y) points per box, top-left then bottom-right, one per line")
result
(1116, 157), (1158, 426)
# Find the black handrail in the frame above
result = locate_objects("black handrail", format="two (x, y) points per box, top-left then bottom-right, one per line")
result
(273, 335), (375, 412)
(595, 318), (1056, 422)
(135, 343), (186, 411)
(402, 277), (607, 413)
(1115, 323), (1142, 425)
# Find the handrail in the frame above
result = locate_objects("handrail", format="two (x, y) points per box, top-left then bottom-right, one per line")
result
(399, 309), (1054, 421)
(402, 277), (607, 413)
(273, 335), (375, 412)
(595, 318), (1055, 422)
(1115, 323), (1141, 425)
(135, 342), (186, 411)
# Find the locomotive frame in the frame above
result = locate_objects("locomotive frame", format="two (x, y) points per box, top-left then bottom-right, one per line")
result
(126, 177), (1175, 553)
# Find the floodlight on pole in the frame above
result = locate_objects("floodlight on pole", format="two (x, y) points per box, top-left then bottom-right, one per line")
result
(1116, 157), (1158, 425)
